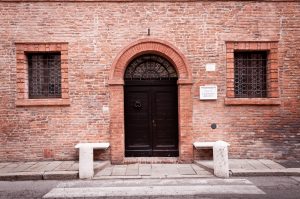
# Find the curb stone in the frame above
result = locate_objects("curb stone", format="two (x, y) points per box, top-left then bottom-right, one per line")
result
(0, 171), (79, 181)
(230, 169), (300, 177)
(43, 171), (79, 180)
(0, 172), (43, 181)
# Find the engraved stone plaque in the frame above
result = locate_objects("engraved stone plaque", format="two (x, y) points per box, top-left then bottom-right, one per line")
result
(200, 85), (218, 100)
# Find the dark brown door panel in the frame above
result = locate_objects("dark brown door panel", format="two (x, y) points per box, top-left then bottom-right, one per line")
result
(125, 82), (178, 157)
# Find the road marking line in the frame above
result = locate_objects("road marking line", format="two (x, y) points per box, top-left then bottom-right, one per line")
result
(43, 185), (265, 198)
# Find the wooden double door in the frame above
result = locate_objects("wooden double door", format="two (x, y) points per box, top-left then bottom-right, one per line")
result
(124, 80), (179, 157)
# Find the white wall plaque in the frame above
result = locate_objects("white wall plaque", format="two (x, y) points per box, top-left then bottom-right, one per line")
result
(205, 63), (216, 71)
(200, 85), (218, 100)
(102, 106), (109, 113)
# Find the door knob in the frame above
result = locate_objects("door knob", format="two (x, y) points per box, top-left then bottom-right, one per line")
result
(152, 120), (156, 127)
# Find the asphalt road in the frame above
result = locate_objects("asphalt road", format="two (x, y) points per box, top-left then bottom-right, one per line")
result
(0, 176), (299, 199)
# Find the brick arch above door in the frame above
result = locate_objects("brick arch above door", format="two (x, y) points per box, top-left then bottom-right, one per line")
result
(109, 39), (193, 164)
(109, 38), (193, 85)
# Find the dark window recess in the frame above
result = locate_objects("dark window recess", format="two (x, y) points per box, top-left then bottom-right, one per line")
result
(28, 53), (61, 99)
(234, 51), (267, 98)
(124, 54), (178, 80)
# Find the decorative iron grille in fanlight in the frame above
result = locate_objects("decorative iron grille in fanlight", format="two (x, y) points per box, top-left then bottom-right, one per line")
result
(124, 54), (178, 80)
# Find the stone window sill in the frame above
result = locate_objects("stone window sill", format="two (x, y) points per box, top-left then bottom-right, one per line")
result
(16, 99), (70, 107)
(224, 98), (281, 105)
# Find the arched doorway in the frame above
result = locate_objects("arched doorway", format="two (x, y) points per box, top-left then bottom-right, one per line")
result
(124, 54), (179, 157)
(109, 39), (193, 163)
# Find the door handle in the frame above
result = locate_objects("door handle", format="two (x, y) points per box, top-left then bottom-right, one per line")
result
(152, 119), (156, 127)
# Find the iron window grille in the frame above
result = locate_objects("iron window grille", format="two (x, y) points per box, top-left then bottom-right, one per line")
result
(234, 51), (267, 98)
(27, 53), (62, 99)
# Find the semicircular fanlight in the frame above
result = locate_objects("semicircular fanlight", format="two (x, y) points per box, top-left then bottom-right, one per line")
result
(124, 54), (178, 80)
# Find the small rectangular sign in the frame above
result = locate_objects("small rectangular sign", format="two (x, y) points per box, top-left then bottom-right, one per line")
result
(205, 63), (216, 71)
(200, 85), (218, 100)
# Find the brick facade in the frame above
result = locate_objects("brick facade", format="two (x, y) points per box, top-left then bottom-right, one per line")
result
(0, 0), (299, 162)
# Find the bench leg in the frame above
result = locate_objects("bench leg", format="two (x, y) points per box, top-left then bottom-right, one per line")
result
(79, 146), (94, 179)
(213, 141), (229, 178)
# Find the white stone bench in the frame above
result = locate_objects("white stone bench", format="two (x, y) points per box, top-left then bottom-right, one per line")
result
(193, 141), (230, 178)
(75, 143), (110, 179)
(193, 142), (216, 149)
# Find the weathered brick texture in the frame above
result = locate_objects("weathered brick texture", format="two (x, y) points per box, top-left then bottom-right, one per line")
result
(0, 0), (299, 162)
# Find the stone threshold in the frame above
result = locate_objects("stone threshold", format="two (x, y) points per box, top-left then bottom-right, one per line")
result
(123, 157), (179, 164)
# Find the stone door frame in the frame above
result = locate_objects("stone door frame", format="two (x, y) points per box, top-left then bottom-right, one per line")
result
(109, 38), (193, 164)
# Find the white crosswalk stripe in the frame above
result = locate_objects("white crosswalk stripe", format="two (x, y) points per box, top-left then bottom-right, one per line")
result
(43, 178), (265, 198)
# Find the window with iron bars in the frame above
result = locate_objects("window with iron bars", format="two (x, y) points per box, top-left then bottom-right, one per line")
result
(234, 51), (267, 98)
(27, 53), (62, 99)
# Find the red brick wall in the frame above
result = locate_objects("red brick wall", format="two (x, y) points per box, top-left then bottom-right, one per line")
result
(0, 1), (299, 161)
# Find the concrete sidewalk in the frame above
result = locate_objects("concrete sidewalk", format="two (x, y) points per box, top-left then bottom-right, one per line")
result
(195, 159), (300, 177)
(0, 159), (299, 181)
(0, 161), (109, 181)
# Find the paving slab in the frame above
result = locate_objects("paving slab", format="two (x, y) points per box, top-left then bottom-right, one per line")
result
(194, 160), (214, 172)
(54, 161), (75, 171)
(228, 159), (255, 170)
(177, 164), (196, 175)
(94, 161), (110, 173)
(229, 159), (243, 169)
(4, 162), (35, 173)
(68, 162), (79, 171)
(191, 164), (213, 176)
(275, 160), (300, 168)
(111, 165), (127, 176)
(0, 163), (11, 169)
(125, 164), (139, 176)
(246, 159), (270, 170)
(259, 159), (285, 169)
(151, 164), (166, 177)
(139, 164), (151, 176)
(43, 161), (63, 172)
(0, 163), (22, 173)
(94, 166), (113, 176)
(24, 162), (51, 172)
(66, 162), (79, 171)
(163, 164), (176, 174)
(240, 159), (256, 170)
